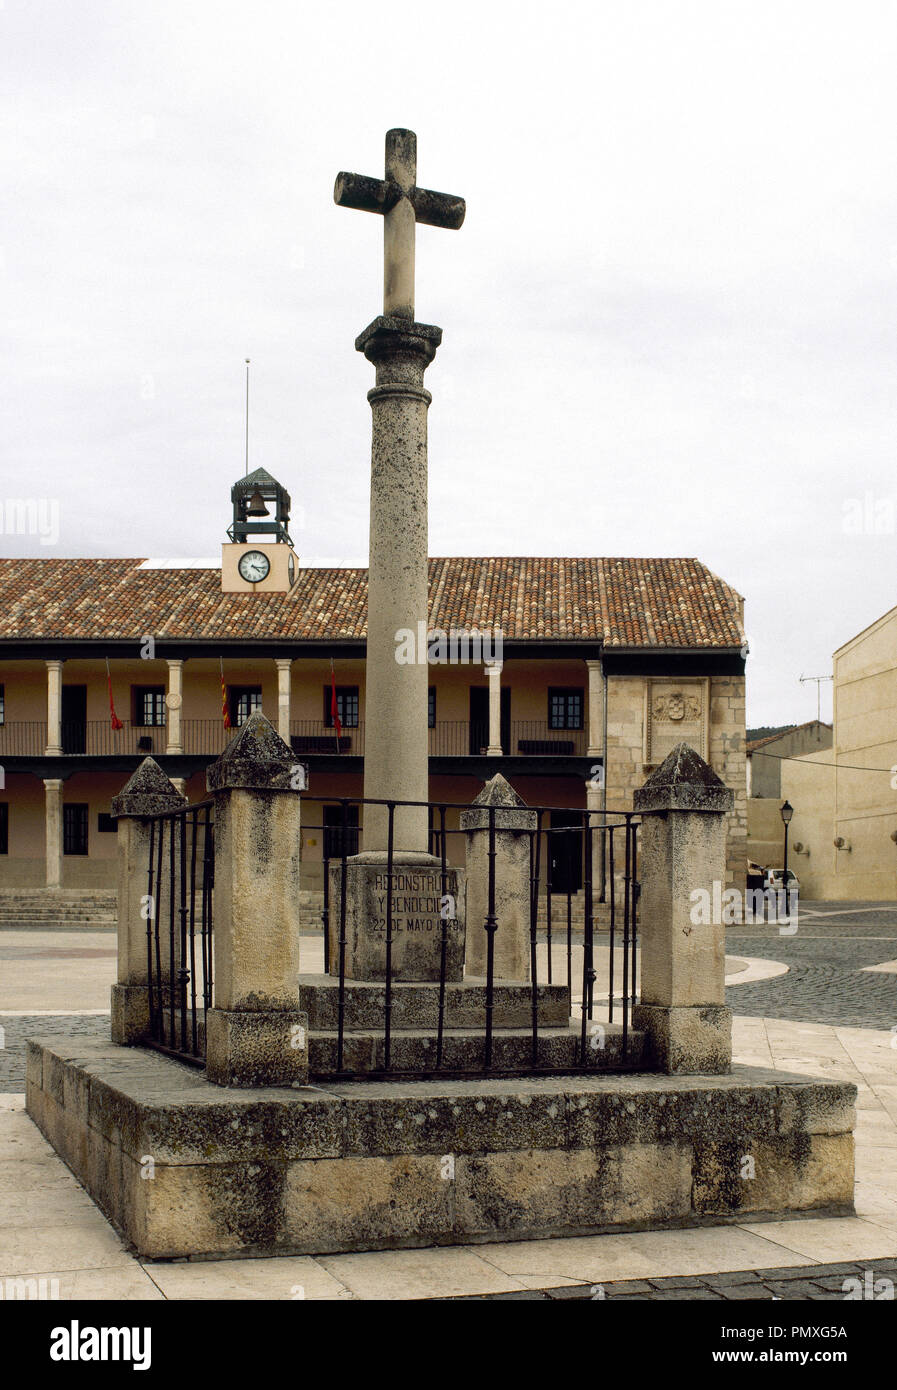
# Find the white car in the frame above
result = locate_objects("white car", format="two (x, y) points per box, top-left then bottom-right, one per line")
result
(764, 867), (800, 896)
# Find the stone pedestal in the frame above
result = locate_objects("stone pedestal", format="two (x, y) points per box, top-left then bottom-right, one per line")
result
(462, 775), (537, 981)
(356, 315), (442, 854)
(109, 758), (185, 1044)
(204, 713), (308, 1087)
(328, 852), (464, 982)
(632, 742), (734, 1074)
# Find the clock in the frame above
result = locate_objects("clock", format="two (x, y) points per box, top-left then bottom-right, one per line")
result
(288, 551), (295, 587)
(238, 549), (270, 584)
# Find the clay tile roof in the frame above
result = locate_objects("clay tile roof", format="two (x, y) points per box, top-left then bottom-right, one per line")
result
(0, 556), (745, 648)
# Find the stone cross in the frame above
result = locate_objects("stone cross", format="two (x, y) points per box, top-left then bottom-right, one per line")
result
(334, 128), (465, 320)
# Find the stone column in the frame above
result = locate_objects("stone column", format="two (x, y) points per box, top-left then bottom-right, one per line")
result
(356, 315), (442, 853)
(45, 660), (63, 756)
(462, 774), (537, 981)
(204, 712), (308, 1087)
(109, 759), (186, 1044)
(275, 658), (292, 743)
(632, 742), (734, 1074)
(586, 659), (604, 758)
(485, 661), (503, 756)
(165, 659), (184, 755)
(43, 778), (64, 889)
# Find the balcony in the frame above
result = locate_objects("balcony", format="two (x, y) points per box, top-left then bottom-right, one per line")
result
(0, 719), (588, 760)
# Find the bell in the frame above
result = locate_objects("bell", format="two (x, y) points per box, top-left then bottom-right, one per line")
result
(246, 490), (270, 517)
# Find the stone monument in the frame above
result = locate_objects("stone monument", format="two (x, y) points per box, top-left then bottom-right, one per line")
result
(329, 129), (465, 980)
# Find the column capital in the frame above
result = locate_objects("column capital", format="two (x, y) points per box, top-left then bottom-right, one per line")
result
(42, 777), (65, 791)
(274, 656), (293, 670)
(485, 660), (503, 676)
(585, 657), (603, 672)
(166, 657), (184, 669)
(45, 658), (65, 671)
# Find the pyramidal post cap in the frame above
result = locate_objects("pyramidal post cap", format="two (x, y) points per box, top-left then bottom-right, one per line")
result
(111, 757), (186, 818)
(206, 711), (300, 792)
(633, 743), (734, 815)
(460, 772), (538, 831)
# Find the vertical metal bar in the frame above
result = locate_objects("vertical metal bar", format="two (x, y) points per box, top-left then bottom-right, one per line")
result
(153, 818), (165, 1042)
(168, 815), (176, 1046)
(336, 799), (349, 1074)
(484, 804), (497, 1071)
(188, 809), (199, 1055)
(544, 815), (553, 985)
(178, 811), (188, 1052)
(436, 805), (449, 1070)
(384, 803), (395, 1073)
(202, 808), (214, 1014)
(566, 872), (573, 999)
(529, 809), (542, 1069)
(628, 817), (639, 1055)
(321, 843), (331, 972)
(607, 827), (616, 1024)
(145, 819), (157, 1039)
(622, 818), (632, 1059)
(584, 809), (595, 1024)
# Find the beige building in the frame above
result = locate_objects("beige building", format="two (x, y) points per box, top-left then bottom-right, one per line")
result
(756, 603), (897, 900)
(0, 480), (747, 899)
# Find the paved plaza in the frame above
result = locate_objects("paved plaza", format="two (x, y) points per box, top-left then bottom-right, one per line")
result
(1, 904), (895, 1300)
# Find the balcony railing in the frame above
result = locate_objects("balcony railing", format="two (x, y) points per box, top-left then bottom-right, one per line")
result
(0, 719), (589, 759)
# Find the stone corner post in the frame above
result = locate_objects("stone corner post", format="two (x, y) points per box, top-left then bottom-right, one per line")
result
(204, 711), (308, 1087)
(631, 742), (734, 1075)
(110, 758), (185, 1044)
(461, 774), (537, 982)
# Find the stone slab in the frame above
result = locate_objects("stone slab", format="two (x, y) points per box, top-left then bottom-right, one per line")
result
(26, 1037), (856, 1260)
(297, 975), (571, 1030)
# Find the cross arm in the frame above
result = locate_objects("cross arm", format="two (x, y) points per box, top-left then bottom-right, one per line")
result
(334, 172), (465, 230)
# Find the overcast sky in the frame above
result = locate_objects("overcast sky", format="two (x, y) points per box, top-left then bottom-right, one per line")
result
(4, 1), (897, 726)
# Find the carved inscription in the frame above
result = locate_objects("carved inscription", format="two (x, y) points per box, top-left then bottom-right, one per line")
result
(370, 871), (443, 933)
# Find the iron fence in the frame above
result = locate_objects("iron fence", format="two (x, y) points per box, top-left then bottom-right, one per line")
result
(310, 796), (640, 1081)
(143, 800), (214, 1065)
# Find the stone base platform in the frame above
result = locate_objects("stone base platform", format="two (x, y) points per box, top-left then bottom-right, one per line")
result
(26, 1036), (856, 1261)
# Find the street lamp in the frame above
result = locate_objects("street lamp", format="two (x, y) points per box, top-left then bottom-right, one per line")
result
(780, 800), (794, 904)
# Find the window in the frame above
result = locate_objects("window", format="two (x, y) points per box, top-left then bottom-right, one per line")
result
(428, 687), (436, 728)
(324, 686), (359, 729)
(97, 813), (118, 833)
(229, 686), (263, 727)
(63, 804), (89, 856)
(0, 804), (7, 855)
(0, 684), (5, 725)
(133, 685), (166, 727)
(548, 688), (584, 730)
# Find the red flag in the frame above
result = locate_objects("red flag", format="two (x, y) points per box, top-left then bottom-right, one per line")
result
(330, 659), (342, 750)
(106, 659), (123, 731)
(220, 658), (231, 730)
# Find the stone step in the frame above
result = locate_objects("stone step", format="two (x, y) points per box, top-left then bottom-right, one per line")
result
(308, 1021), (644, 1076)
(297, 974), (571, 1031)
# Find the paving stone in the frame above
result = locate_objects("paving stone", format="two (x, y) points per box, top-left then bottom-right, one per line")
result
(646, 1275), (710, 1289)
(648, 1288), (725, 1300)
(766, 1279), (837, 1298)
(716, 1284), (775, 1300)
(705, 1269), (764, 1285)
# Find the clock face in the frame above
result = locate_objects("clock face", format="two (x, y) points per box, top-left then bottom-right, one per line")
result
(288, 552), (295, 586)
(238, 549), (271, 584)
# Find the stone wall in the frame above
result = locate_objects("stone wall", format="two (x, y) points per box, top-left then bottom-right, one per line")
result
(605, 674), (746, 890)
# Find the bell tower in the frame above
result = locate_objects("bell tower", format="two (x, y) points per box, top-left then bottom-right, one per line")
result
(221, 467), (297, 593)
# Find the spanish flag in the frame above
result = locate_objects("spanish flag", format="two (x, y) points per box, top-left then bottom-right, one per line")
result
(330, 658), (342, 751)
(105, 658), (123, 731)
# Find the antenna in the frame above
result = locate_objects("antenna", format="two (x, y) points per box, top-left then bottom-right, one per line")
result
(244, 359), (250, 475)
(799, 673), (832, 723)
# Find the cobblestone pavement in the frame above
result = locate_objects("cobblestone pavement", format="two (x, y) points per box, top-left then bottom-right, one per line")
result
(725, 902), (897, 1030)
(449, 1258), (897, 1300)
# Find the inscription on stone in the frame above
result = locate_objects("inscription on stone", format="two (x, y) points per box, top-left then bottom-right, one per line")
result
(371, 871), (444, 934)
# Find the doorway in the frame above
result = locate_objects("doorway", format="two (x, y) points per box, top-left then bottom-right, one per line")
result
(548, 811), (583, 894)
(468, 686), (511, 755)
(61, 686), (87, 754)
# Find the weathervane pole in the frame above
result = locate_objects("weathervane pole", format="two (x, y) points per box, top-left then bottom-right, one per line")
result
(244, 358), (250, 475)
